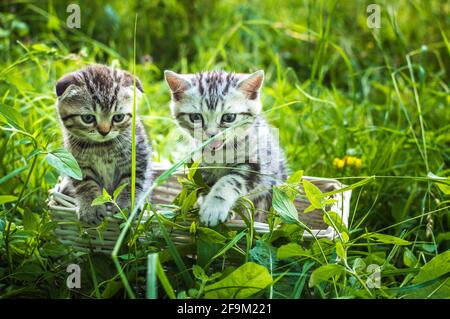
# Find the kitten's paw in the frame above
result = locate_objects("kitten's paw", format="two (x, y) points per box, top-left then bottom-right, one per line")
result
(199, 197), (231, 227)
(78, 202), (113, 226)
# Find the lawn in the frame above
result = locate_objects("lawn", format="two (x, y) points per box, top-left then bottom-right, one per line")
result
(0, 0), (449, 299)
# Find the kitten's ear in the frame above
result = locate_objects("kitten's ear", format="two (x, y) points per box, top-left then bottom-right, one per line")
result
(237, 70), (264, 100)
(164, 70), (191, 101)
(122, 73), (144, 93)
(56, 73), (80, 98)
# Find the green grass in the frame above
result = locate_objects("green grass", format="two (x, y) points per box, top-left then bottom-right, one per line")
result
(0, 0), (449, 299)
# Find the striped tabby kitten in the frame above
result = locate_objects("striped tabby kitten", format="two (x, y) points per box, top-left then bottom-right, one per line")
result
(55, 65), (152, 225)
(165, 70), (287, 226)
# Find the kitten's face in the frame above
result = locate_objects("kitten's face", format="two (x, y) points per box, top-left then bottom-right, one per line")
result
(55, 65), (143, 143)
(164, 70), (264, 150)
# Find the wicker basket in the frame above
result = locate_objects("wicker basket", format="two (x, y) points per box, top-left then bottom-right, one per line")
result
(47, 163), (351, 253)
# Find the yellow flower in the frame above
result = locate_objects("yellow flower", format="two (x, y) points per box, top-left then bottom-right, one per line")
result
(334, 158), (345, 170)
(335, 155), (362, 169)
(344, 156), (356, 166)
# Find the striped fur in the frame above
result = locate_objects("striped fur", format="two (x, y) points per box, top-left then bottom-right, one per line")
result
(56, 65), (152, 225)
(165, 70), (287, 226)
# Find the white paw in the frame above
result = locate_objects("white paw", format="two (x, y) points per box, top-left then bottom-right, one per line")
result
(199, 196), (231, 227)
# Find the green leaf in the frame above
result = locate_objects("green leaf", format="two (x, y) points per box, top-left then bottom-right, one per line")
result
(188, 160), (200, 180)
(352, 258), (366, 273)
(146, 253), (158, 299)
(40, 242), (68, 257)
(302, 179), (324, 209)
(408, 251), (450, 298)
(0, 165), (29, 185)
(272, 187), (299, 224)
(277, 242), (309, 259)
(323, 176), (375, 197)
(197, 227), (227, 243)
(45, 148), (82, 180)
(204, 262), (272, 298)
(102, 280), (122, 298)
(309, 264), (345, 287)
(192, 265), (208, 281)
(180, 189), (197, 214)
(113, 183), (128, 201)
(323, 211), (348, 234)
(155, 212), (194, 287)
(428, 172), (450, 195)
(362, 233), (410, 246)
(91, 195), (110, 206)
(0, 195), (18, 204)
(0, 104), (23, 129)
(249, 240), (277, 269)
(403, 248), (418, 267)
(336, 241), (346, 260)
(287, 170), (303, 184)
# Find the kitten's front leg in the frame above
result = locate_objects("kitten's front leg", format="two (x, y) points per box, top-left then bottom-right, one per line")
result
(200, 174), (248, 226)
(73, 179), (110, 225)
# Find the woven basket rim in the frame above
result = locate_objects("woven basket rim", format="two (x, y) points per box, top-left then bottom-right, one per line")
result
(47, 163), (352, 252)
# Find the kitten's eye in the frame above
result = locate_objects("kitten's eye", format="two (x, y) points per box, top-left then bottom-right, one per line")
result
(189, 113), (203, 123)
(112, 114), (126, 123)
(221, 113), (236, 123)
(80, 114), (96, 124)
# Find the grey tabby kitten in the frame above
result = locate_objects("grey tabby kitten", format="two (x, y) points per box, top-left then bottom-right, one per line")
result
(55, 65), (152, 225)
(164, 70), (287, 226)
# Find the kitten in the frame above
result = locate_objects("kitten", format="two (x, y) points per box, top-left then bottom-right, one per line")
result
(55, 65), (152, 225)
(164, 70), (287, 226)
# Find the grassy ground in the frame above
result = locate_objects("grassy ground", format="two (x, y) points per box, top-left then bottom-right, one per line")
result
(0, 0), (449, 298)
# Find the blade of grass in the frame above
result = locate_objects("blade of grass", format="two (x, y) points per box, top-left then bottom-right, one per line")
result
(146, 253), (158, 299)
(154, 212), (194, 287)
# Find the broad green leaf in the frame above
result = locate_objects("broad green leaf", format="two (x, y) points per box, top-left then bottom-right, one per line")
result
(188, 160), (200, 180)
(180, 190), (197, 213)
(45, 148), (82, 180)
(336, 241), (346, 260)
(287, 170), (303, 184)
(409, 251), (450, 298)
(302, 179), (324, 209)
(403, 248), (418, 267)
(362, 233), (410, 246)
(323, 211), (348, 234)
(197, 227), (227, 243)
(192, 265), (208, 281)
(102, 280), (122, 298)
(91, 195), (110, 206)
(204, 262), (272, 299)
(113, 183), (128, 201)
(309, 264), (345, 287)
(40, 242), (67, 257)
(277, 242), (309, 259)
(352, 258), (366, 273)
(249, 240), (278, 269)
(272, 187), (299, 224)
(0, 195), (18, 204)
(428, 172), (450, 195)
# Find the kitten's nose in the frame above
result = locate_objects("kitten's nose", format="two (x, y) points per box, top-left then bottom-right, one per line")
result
(98, 123), (111, 136)
(205, 128), (219, 138)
